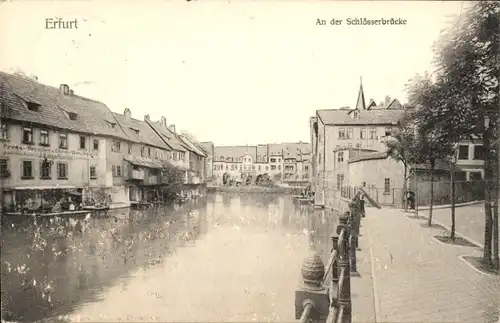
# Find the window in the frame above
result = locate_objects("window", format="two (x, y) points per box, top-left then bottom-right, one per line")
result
(360, 128), (366, 139)
(458, 145), (469, 160)
(347, 143), (352, 148)
(318, 153), (322, 165)
(111, 141), (121, 152)
(369, 128), (377, 139)
(68, 112), (78, 120)
(346, 128), (353, 139)
(385, 127), (393, 136)
(338, 128), (346, 139)
(173, 152), (178, 160)
(304, 165), (309, 171)
(0, 159), (8, 175)
(258, 165), (261, 171)
(79, 136), (86, 149)
(473, 145), (484, 160)
(270, 158), (276, 163)
(148, 147), (151, 157)
(128, 143), (132, 154)
(90, 166), (97, 179)
(337, 151), (344, 163)
(59, 133), (68, 149)
(353, 111), (358, 119)
(278, 165), (281, 170)
(1, 124), (8, 140)
(22, 160), (33, 178)
(180, 152), (185, 159)
(362, 181), (366, 187)
(469, 172), (482, 181)
(93, 139), (99, 150)
(40, 129), (49, 146)
(384, 178), (390, 194)
(271, 165), (276, 170)
(22, 127), (33, 144)
(27, 102), (40, 111)
(57, 162), (68, 179)
(40, 160), (51, 179)
(140, 146), (145, 157)
(337, 174), (344, 190)
(112, 165), (122, 177)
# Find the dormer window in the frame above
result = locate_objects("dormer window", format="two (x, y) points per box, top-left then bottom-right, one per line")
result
(353, 111), (359, 119)
(68, 112), (78, 120)
(27, 102), (40, 111)
(105, 120), (117, 128)
(129, 127), (140, 135)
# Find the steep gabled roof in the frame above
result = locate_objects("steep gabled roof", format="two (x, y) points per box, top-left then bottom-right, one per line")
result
(146, 120), (187, 152)
(0, 71), (131, 140)
(113, 112), (170, 150)
(178, 135), (207, 157)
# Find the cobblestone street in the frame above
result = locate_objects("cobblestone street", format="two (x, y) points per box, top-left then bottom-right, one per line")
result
(358, 207), (500, 323)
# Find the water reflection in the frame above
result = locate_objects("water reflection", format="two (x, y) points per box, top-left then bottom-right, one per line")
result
(1, 193), (338, 322)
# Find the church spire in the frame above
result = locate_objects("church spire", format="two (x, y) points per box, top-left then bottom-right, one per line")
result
(355, 76), (366, 110)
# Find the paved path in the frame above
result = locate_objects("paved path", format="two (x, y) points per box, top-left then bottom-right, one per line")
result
(363, 207), (500, 323)
(419, 202), (498, 250)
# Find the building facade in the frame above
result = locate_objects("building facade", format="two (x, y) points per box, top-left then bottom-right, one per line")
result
(0, 72), (135, 210)
(0, 72), (211, 211)
(211, 142), (310, 186)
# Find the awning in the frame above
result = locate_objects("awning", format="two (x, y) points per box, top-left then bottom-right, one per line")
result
(124, 157), (164, 169)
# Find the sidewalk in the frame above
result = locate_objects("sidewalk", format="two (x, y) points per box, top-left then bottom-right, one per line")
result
(362, 207), (500, 323)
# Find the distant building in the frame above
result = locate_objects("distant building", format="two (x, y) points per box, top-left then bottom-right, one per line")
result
(211, 142), (310, 186)
(199, 141), (215, 180)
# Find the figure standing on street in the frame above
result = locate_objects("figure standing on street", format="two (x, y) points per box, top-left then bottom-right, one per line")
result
(407, 190), (415, 210)
(360, 194), (366, 218)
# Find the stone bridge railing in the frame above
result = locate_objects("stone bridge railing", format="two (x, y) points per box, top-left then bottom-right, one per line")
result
(295, 194), (363, 323)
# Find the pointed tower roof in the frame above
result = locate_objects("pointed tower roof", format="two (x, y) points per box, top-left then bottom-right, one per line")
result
(355, 77), (366, 110)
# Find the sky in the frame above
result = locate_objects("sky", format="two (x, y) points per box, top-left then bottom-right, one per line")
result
(0, 1), (466, 146)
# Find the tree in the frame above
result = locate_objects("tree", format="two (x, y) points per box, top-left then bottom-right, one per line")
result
(406, 75), (455, 227)
(159, 163), (186, 201)
(428, 1), (499, 267)
(385, 113), (420, 210)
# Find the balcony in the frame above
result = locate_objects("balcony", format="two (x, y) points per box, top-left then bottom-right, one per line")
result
(128, 169), (145, 180)
(144, 175), (158, 186)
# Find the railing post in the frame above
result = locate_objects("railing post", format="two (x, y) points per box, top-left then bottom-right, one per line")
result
(295, 251), (330, 322)
(337, 214), (352, 323)
(330, 236), (339, 308)
(347, 211), (358, 275)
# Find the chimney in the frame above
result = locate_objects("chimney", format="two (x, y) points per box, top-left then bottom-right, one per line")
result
(169, 124), (176, 133)
(384, 95), (391, 108)
(160, 116), (167, 127)
(144, 114), (150, 122)
(30, 75), (38, 82)
(124, 108), (131, 119)
(59, 84), (70, 95)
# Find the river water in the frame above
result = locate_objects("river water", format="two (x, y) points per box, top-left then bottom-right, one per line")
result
(1, 193), (339, 322)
